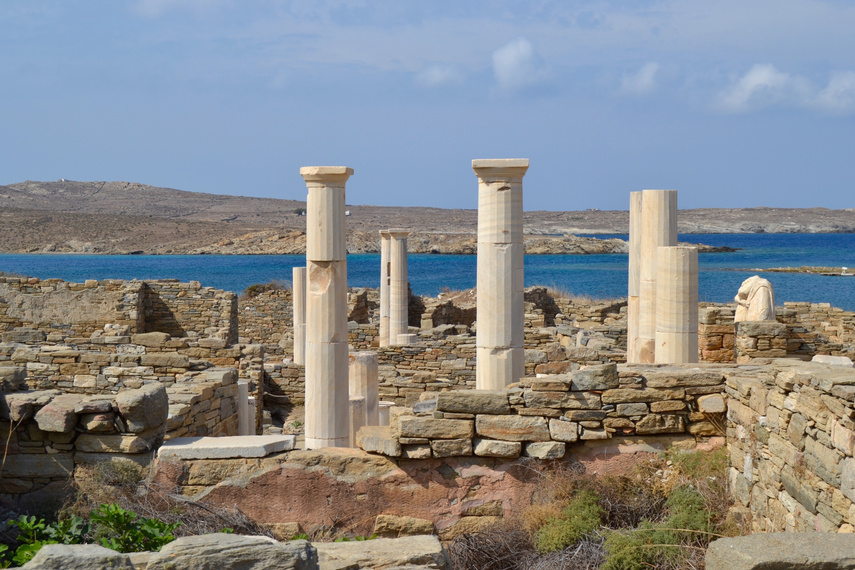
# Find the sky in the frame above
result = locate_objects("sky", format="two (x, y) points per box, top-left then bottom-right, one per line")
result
(1, 1), (854, 211)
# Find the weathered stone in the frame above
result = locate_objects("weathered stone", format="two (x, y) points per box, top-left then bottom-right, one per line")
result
(523, 390), (601, 409)
(635, 414), (685, 434)
(650, 400), (686, 413)
(528, 377), (571, 391)
(146, 534), (318, 570)
(402, 444), (432, 459)
(524, 441), (565, 459)
(398, 417), (473, 440)
(435, 391), (510, 415)
(0, 366), (26, 390)
(644, 369), (725, 388)
(74, 399), (114, 414)
(115, 383), (168, 432)
(2, 453), (74, 478)
(602, 388), (683, 404)
(430, 438), (473, 457)
(34, 395), (83, 433)
(130, 332), (170, 347)
(315, 535), (449, 569)
(437, 516), (503, 541)
(473, 438), (522, 458)
(140, 353), (190, 368)
(80, 413), (115, 432)
(75, 428), (162, 454)
(23, 544), (134, 569)
(207, 368), (238, 385)
(475, 415), (550, 442)
(463, 500), (504, 517)
(373, 514), (435, 537)
(548, 419), (578, 442)
(705, 533), (855, 570)
(697, 394), (726, 414)
(616, 403), (648, 416)
(570, 363), (619, 390)
(158, 435), (295, 459)
(356, 426), (402, 457)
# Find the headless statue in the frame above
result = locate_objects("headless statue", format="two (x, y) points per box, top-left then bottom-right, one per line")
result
(734, 276), (776, 322)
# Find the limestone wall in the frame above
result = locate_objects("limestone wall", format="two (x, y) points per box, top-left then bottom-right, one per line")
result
(357, 363), (728, 460)
(142, 280), (238, 344)
(725, 360), (855, 532)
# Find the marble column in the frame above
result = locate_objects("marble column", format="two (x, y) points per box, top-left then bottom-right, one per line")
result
(638, 189), (677, 364)
(473, 159), (529, 390)
(626, 191), (643, 363)
(378, 230), (391, 347)
(349, 351), (379, 426)
(301, 166), (352, 449)
(655, 246), (699, 364)
(388, 229), (411, 345)
(349, 396), (366, 448)
(292, 266), (307, 365)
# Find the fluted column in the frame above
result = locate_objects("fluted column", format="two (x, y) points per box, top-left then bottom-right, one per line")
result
(378, 230), (391, 347)
(302, 165), (352, 449)
(349, 351), (379, 427)
(388, 229), (410, 346)
(655, 246), (698, 363)
(292, 266), (307, 365)
(473, 158), (528, 390)
(626, 191), (643, 363)
(638, 189), (677, 363)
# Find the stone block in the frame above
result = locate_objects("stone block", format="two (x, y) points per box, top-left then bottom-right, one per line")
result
(75, 428), (162, 454)
(356, 426), (402, 457)
(207, 368), (238, 385)
(146, 534), (317, 570)
(140, 353), (190, 368)
(397, 417), (473, 439)
(475, 415), (550, 442)
(25, 544), (134, 569)
(430, 438), (473, 457)
(650, 400), (686, 413)
(0, 366), (26, 390)
(157, 435), (295, 459)
(528, 377), (571, 391)
(697, 394), (726, 414)
(473, 438), (522, 458)
(131, 332), (170, 347)
(401, 444), (432, 459)
(548, 419), (578, 442)
(524, 441), (565, 459)
(635, 414), (685, 434)
(601, 388), (684, 404)
(115, 383), (168, 432)
(34, 395), (83, 433)
(373, 515), (434, 538)
(570, 363), (619, 390)
(616, 403), (648, 416)
(1, 452), (74, 478)
(644, 369), (725, 388)
(705, 532), (855, 570)
(435, 390), (510, 415)
(523, 390), (601, 409)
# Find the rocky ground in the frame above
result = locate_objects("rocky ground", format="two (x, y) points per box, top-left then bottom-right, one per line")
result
(1, 180), (852, 255)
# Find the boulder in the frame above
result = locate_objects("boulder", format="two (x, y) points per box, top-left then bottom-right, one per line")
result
(22, 544), (133, 569)
(146, 534), (318, 570)
(705, 533), (855, 570)
(115, 383), (169, 432)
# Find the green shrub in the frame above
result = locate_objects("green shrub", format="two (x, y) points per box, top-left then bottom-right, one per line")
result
(91, 503), (181, 553)
(534, 490), (604, 554)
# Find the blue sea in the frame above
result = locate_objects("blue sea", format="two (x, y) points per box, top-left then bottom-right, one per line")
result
(1, 233), (854, 311)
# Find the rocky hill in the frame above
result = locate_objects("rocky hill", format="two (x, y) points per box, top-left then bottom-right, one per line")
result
(1, 180), (852, 254)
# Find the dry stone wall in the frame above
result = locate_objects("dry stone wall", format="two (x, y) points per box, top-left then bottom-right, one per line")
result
(725, 359), (855, 532)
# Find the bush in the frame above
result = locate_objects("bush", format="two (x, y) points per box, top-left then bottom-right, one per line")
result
(534, 491), (604, 554)
(242, 281), (286, 299)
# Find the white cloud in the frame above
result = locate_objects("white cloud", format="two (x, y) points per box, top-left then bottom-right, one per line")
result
(813, 71), (855, 114)
(716, 64), (855, 114)
(620, 62), (659, 95)
(492, 37), (543, 91)
(416, 65), (464, 88)
(716, 64), (811, 112)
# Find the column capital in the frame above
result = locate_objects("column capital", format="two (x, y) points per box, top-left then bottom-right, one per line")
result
(379, 230), (391, 238)
(300, 166), (354, 185)
(472, 159), (529, 180)
(388, 228), (410, 239)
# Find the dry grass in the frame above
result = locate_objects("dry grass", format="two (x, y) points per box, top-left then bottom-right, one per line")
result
(544, 285), (626, 304)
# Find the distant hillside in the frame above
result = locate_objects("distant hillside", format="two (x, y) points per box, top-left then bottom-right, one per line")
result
(1, 180), (853, 254)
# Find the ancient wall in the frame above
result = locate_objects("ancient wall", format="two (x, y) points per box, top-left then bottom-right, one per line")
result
(725, 360), (855, 532)
(357, 363), (728, 460)
(142, 280), (238, 344)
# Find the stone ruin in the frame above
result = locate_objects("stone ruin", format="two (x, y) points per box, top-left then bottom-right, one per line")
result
(2, 165), (855, 567)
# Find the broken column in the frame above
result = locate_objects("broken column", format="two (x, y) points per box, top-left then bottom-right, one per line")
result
(655, 245), (698, 364)
(626, 191), (643, 363)
(378, 230), (391, 347)
(638, 189), (677, 363)
(292, 266), (307, 365)
(349, 351), (379, 426)
(388, 229), (411, 346)
(473, 159), (529, 390)
(349, 396), (366, 448)
(301, 166), (352, 449)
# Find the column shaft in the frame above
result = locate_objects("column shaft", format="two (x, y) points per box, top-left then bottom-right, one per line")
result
(638, 189), (677, 363)
(389, 230), (410, 345)
(292, 266), (307, 365)
(349, 351), (379, 426)
(302, 166), (352, 449)
(655, 246), (698, 363)
(378, 231), (391, 347)
(626, 191), (643, 363)
(473, 158), (529, 390)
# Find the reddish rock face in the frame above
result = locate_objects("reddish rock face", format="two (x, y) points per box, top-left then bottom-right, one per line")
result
(151, 445), (667, 538)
